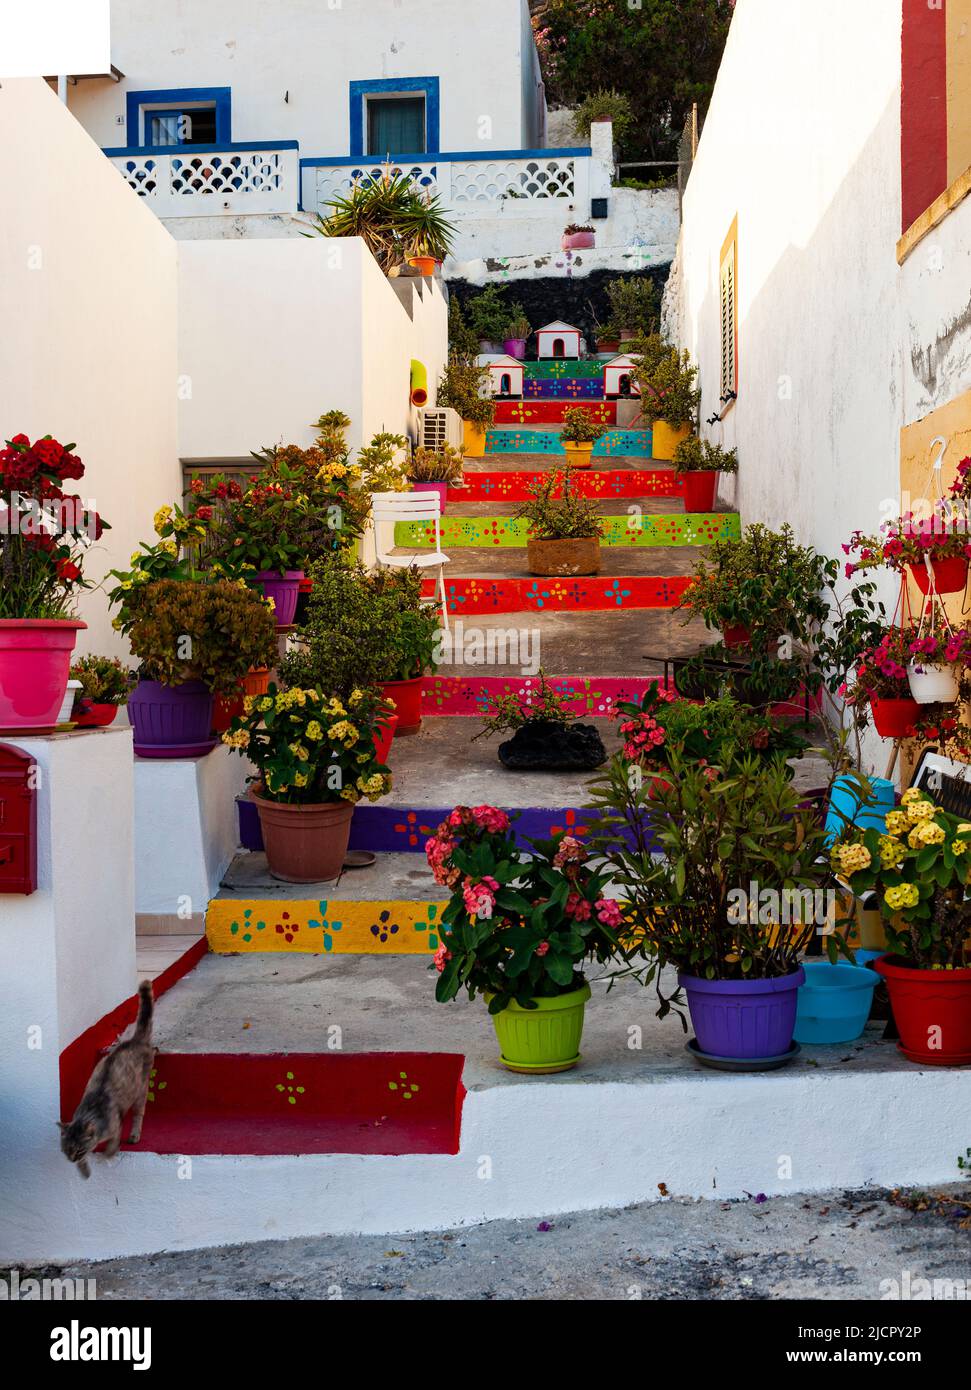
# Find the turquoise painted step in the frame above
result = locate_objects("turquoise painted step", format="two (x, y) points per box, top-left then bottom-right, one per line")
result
(486, 428), (652, 457)
(395, 513), (741, 548)
(524, 361), (609, 379)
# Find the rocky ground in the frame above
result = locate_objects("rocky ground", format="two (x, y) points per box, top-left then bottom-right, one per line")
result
(38, 1186), (971, 1300)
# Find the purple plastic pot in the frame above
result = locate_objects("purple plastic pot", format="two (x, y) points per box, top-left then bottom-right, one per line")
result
(256, 569), (304, 627)
(128, 679), (215, 756)
(679, 968), (805, 1059)
(409, 480), (449, 514)
(503, 338), (527, 360)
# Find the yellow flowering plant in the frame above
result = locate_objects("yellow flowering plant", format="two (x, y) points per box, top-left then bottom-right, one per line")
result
(830, 787), (971, 969)
(223, 683), (394, 806)
(107, 501), (212, 634)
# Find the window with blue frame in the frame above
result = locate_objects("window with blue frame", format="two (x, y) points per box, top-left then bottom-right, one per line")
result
(126, 87), (232, 148)
(147, 106), (218, 147)
(366, 95), (426, 156)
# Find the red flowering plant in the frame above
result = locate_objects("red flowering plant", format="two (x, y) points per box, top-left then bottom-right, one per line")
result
(843, 506), (971, 578)
(0, 433), (109, 619)
(426, 806), (624, 1013)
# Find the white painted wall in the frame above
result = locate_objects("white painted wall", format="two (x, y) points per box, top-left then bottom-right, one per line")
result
(0, 79), (181, 659)
(67, 0), (541, 156)
(177, 238), (447, 460)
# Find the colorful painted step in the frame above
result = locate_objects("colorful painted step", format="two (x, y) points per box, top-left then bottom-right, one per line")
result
(423, 574), (692, 614)
(397, 513), (739, 549)
(525, 360), (608, 379)
(348, 804), (608, 855)
(122, 1052), (465, 1155)
(486, 428), (651, 457)
(452, 470), (683, 502)
(493, 400), (617, 425)
(524, 378), (605, 400)
(208, 897), (446, 954)
(421, 674), (665, 717)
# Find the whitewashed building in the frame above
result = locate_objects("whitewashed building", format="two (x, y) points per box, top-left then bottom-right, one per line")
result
(59, 0), (678, 281)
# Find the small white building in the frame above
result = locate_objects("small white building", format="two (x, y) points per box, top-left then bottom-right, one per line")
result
(479, 354), (525, 399)
(536, 321), (583, 360)
(603, 354), (641, 399)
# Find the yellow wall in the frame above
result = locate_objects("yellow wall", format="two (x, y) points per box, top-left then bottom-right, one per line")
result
(948, 0), (971, 185)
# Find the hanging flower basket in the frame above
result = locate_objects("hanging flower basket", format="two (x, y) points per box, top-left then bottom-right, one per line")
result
(909, 556), (969, 595)
(869, 696), (921, 738)
(907, 662), (959, 704)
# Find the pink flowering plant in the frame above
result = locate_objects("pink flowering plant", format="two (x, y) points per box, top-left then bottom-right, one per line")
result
(845, 624), (917, 713)
(843, 509), (971, 578)
(906, 619), (971, 672)
(426, 805), (624, 1014)
(613, 685), (806, 777)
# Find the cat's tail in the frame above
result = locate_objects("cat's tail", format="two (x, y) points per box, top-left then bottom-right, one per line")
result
(133, 980), (154, 1039)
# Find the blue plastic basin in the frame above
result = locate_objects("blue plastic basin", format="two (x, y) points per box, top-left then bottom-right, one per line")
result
(794, 961), (879, 1044)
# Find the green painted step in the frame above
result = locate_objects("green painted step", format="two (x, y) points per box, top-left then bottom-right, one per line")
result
(395, 513), (740, 549)
(524, 361), (611, 379)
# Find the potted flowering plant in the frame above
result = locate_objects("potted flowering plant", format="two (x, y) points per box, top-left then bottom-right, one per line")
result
(70, 655), (131, 728)
(224, 685), (393, 882)
(830, 787), (971, 1064)
(514, 468), (604, 576)
(426, 806), (624, 1071)
(472, 671), (607, 771)
(671, 436), (738, 513)
(904, 617), (971, 704)
(0, 433), (109, 731)
(589, 750), (837, 1066)
(560, 407), (607, 471)
(846, 624), (921, 738)
(407, 444), (465, 514)
(844, 509), (971, 595)
(123, 579), (278, 756)
(562, 222), (596, 251)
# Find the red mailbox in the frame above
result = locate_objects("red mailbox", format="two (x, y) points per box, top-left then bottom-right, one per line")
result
(0, 744), (37, 895)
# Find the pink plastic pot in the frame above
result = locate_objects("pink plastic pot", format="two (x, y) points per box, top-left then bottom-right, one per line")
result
(562, 231), (595, 250)
(0, 619), (85, 731)
(503, 338), (527, 360)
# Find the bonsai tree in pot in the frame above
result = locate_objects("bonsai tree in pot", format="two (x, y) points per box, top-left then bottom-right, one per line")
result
(356, 430), (411, 500)
(671, 435), (738, 513)
(829, 786), (971, 1065)
(426, 807), (625, 1071)
(473, 672), (607, 772)
(590, 747), (839, 1066)
(224, 684), (393, 883)
(123, 579), (278, 757)
(280, 562), (440, 735)
(632, 341), (701, 459)
(70, 655), (131, 728)
(0, 432), (109, 732)
(560, 406), (607, 470)
(407, 443), (465, 514)
(437, 353), (496, 456)
(515, 469), (604, 577)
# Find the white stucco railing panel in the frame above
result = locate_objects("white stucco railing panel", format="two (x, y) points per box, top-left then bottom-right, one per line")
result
(312, 160), (442, 207)
(108, 146), (299, 216)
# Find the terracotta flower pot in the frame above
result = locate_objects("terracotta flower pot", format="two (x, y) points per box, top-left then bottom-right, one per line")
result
(0, 618), (86, 732)
(379, 676), (424, 736)
(563, 441), (594, 470)
(681, 470), (719, 512)
(408, 255), (440, 277)
(527, 536), (601, 576)
(908, 557), (969, 595)
(875, 955), (971, 1065)
(212, 667), (272, 734)
(252, 790), (355, 884)
(869, 696), (921, 738)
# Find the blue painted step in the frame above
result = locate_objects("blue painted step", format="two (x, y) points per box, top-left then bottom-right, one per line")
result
(485, 428), (653, 458)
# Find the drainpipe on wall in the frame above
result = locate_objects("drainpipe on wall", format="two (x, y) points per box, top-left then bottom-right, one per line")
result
(57, 75), (68, 103)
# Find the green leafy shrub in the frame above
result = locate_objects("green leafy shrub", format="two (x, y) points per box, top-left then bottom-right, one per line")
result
(70, 654), (131, 705)
(514, 469), (603, 541)
(408, 444), (464, 484)
(672, 436), (738, 475)
(465, 286), (516, 342)
(561, 407), (607, 445)
(437, 355), (495, 428)
(633, 344), (700, 428)
(571, 89), (634, 144)
(126, 579), (278, 696)
(602, 276), (658, 338)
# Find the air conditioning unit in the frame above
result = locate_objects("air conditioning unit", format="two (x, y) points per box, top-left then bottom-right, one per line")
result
(418, 407), (463, 452)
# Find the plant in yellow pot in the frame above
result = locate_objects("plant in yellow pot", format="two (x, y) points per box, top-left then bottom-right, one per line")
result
(437, 353), (495, 458)
(224, 684), (393, 883)
(560, 406), (606, 470)
(426, 807), (624, 1072)
(631, 336), (701, 460)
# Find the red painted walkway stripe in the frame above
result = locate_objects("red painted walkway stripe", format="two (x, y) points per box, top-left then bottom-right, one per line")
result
(125, 1052), (466, 1156)
(421, 674), (664, 715)
(902, 0), (948, 231)
(423, 575), (692, 614)
(450, 469), (682, 502)
(493, 400), (617, 425)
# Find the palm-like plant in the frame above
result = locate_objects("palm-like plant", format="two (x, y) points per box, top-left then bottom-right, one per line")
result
(307, 167), (455, 274)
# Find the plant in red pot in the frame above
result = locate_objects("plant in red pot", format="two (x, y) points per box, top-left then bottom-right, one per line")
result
(589, 747), (840, 1069)
(844, 624), (921, 740)
(671, 435), (738, 513)
(844, 506), (971, 597)
(830, 787), (971, 1065)
(280, 561), (440, 737)
(223, 684), (393, 882)
(121, 579), (277, 758)
(70, 655), (131, 728)
(0, 433), (109, 731)
(426, 808), (625, 1071)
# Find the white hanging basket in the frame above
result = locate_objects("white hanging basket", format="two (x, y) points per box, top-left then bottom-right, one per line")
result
(906, 661), (959, 704)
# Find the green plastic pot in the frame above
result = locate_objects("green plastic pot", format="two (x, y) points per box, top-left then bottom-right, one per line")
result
(486, 982), (591, 1073)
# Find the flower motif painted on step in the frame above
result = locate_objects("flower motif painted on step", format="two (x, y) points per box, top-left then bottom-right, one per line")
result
(276, 1071), (305, 1106)
(147, 1068), (167, 1104)
(306, 901), (343, 952)
(394, 811), (434, 847)
(388, 1071), (420, 1101)
(274, 911), (299, 944)
(370, 909), (401, 944)
(550, 809), (589, 840)
(413, 903), (440, 951)
(604, 579), (632, 608)
(445, 584), (467, 611)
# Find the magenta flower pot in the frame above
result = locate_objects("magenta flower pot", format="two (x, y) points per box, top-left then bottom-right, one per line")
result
(503, 338), (527, 360)
(256, 569), (304, 627)
(410, 480), (449, 514)
(0, 619), (86, 731)
(562, 231), (595, 250)
(679, 968), (805, 1060)
(128, 679), (215, 758)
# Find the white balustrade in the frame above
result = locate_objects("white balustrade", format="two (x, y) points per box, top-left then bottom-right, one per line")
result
(108, 147), (299, 216)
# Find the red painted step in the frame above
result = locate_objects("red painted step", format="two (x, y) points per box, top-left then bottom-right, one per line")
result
(452, 469), (683, 502)
(424, 575), (692, 614)
(493, 400), (616, 425)
(124, 1052), (466, 1156)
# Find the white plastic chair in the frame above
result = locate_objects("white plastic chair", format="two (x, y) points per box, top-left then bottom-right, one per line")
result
(371, 490), (451, 633)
